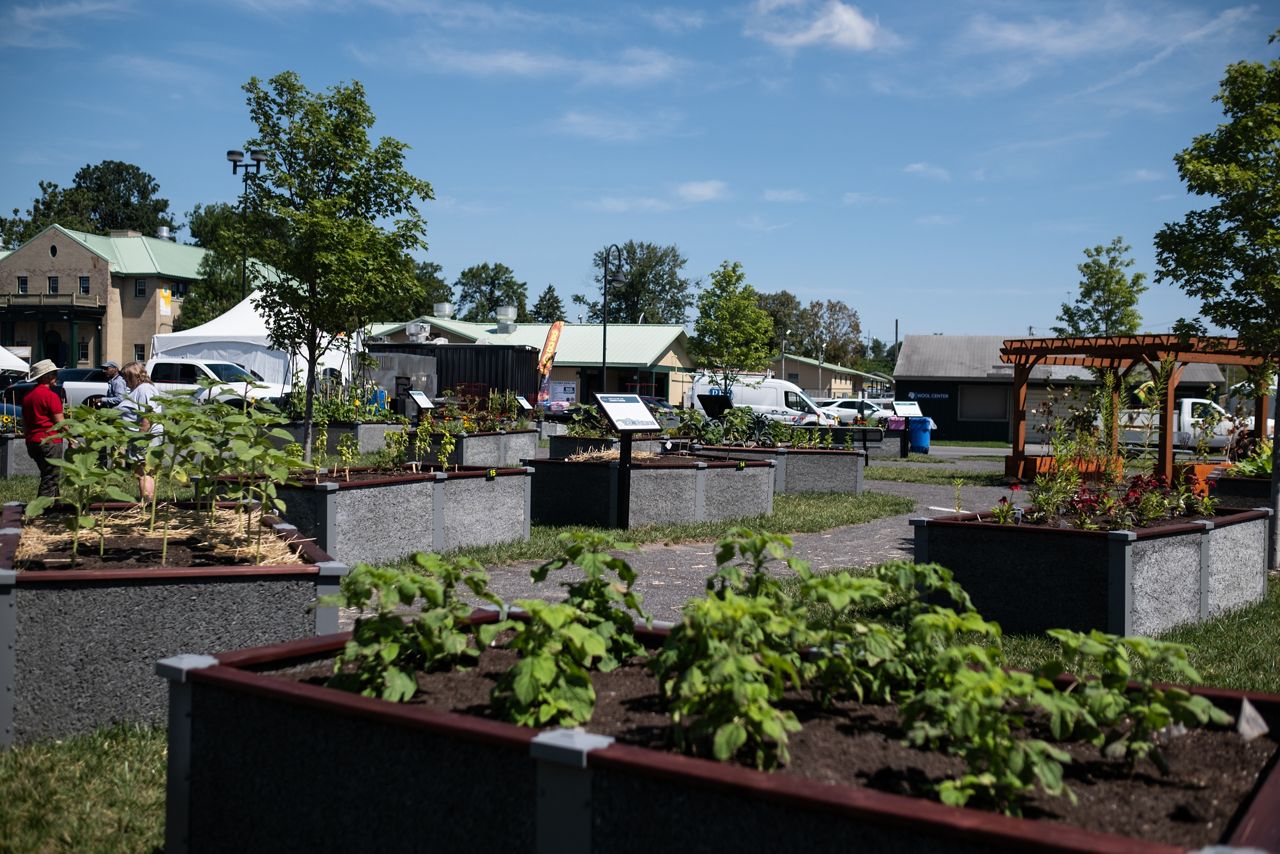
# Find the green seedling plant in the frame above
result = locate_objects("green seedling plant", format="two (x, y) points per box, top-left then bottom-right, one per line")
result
(488, 599), (608, 727)
(380, 428), (410, 471)
(25, 407), (135, 564)
(531, 531), (650, 668)
(312, 424), (329, 469)
(337, 433), (359, 481)
(435, 429), (456, 471)
(216, 399), (297, 562)
(320, 553), (502, 702)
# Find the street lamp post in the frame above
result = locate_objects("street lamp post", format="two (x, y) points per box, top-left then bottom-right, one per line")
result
(817, 337), (827, 395)
(600, 243), (624, 395)
(226, 149), (267, 300)
(780, 328), (790, 381)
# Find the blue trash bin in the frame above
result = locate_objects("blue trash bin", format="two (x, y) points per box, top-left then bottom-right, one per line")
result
(366, 388), (388, 411)
(908, 416), (931, 454)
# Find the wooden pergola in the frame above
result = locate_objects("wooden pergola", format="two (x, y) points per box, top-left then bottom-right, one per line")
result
(1000, 335), (1272, 483)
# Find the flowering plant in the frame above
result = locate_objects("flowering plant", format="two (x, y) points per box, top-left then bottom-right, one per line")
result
(1020, 473), (1217, 531)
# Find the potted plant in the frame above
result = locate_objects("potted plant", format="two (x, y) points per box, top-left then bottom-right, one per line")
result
(413, 388), (539, 467)
(914, 463), (1270, 636)
(2, 392), (348, 747)
(159, 530), (1277, 852)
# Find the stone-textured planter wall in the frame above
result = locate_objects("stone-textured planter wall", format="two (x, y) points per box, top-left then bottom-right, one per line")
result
(278, 467), (532, 565)
(280, 422), (404, 455)
(0, 504), (346, 746)
(530, 458), (773, 528)
(912, 509), (1271, 636)
(695, 445), (864, 494)
(0, 435), (38, 478)
(414, 429), (538, 468)
(157, 625), (1280, 854)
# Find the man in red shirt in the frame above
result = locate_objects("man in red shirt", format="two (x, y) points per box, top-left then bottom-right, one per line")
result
(22, 359), (64, 497)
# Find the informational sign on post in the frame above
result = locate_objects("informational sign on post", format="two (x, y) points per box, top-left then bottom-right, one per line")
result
(408, 390), (435, 410)
(514, 395), (533, 411)
(595, 393), (660, 433)
(892, 401), (923, 417)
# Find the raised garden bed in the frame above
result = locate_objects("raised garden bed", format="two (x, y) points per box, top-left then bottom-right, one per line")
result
(529, 456), (773, 528)
(279, 421), (403, 455)
(912, 508), (1271, 636)
(159, 617), (1280, 854)
(0, 434), (38, 478)
(412, 429), (538, 468)
(547, 434), (683, 460)
(695, 445), (864, 494)
(1004, 454), (1124, 483)
(276, 465), (532, 564)
(1210, 473), (1272, 510)
(0, 502), (346, 746)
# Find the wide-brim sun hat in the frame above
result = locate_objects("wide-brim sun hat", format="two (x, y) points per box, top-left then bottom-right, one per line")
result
(26, 359), (58, 382)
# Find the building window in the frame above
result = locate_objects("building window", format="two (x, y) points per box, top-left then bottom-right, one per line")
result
(958, 384), (1010, 421)
(133, 344), (146, 362)
(134, 278), (147, 298)
(175, 281), (189, 297)
(17, 277), (27, 294)
(47, 276), (59, 295)
(79, 276), (90, 295)
(78, 341), (89, 363)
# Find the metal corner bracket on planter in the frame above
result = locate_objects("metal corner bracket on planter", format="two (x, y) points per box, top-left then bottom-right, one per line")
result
(694, 444), (865, 495)
(157, 618), (1280, 854)
(0, 502), (348, 747)
(911, 507), (1272, 636)
(276, 466), (533, 565)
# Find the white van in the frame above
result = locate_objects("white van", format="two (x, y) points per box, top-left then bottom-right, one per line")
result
(689, 374), (836, 426)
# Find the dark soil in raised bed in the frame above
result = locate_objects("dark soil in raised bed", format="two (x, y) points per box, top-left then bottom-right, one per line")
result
(279, 648), (1277, 848)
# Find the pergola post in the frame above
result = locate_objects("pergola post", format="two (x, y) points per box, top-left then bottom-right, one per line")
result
(1255, 393), (1270, 443)
(1007, 362), (1033, 481)
(1157, 363), (1186, 484)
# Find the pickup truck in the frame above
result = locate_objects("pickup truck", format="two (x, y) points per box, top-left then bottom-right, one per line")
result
(0, 368), (110, 409)
(146, 357), (288, 406)
(1107, 398), (1235, 450)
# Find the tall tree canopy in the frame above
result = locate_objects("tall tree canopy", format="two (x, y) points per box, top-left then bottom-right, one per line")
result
(573, 241), (697, 324)
(241, 70), (433, 457)
(175, 202), (245, 330)
(756, 289), (812, 355)
(531, 284), (566, 323)
(801, 299), (862, 367)
(690, 261), (774, 390)
(1052, 236), (1147, 336)
(1155, 31), (1280, 567)
(0, 160), (177, 248)
(454, 262), (528, 322)
(378, 260), (451, 321)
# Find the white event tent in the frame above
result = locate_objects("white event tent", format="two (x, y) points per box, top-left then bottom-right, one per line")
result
(151, 292), (351, 387)
(0, 346), (29, 375)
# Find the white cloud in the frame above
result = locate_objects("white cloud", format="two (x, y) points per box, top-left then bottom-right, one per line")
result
(915, 214), (959, 226)
(2, 0), (132, 48)
(841, 191), (891, 205)
(552, 109), (682, 142)
(367, 43), (683, 87)
(746, 0), (897, 52)
(763, 188), (807, 202)
(738, 215), (790, 232)
(1126, 168), (1164, 182)
(583, 196), (673, 213)
(676, 180), (727, 203)
(644, 7), (705, 33)
(903, 162), (950, 181)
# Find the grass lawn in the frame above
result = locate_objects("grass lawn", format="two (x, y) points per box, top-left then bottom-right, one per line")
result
(0, 724), (167, 853)
(865, 465), (1006, 487)
(450, 490), (914, 565)
(0, 475), (37, 504)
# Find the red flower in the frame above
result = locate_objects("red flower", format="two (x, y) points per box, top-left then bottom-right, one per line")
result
(1010, 484), (1023, 492)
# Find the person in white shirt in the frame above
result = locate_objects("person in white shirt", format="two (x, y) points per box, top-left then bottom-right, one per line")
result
(119, 361), (164, 501)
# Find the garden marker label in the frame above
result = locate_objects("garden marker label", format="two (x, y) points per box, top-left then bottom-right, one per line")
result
(408, 390), (434, 409)
(595, 394), (661, 432)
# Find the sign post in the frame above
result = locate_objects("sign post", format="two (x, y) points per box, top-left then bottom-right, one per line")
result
(593, 393), (660, 529)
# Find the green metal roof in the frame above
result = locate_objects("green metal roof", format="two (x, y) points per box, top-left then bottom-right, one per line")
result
(46, 224), (208, 280)
(375, 316), (691, 368)
(772, 351), (889, 381)
(0, 250), (10, 262)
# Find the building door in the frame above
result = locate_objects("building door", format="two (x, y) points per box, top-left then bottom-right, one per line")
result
(43, 329), (65, 366)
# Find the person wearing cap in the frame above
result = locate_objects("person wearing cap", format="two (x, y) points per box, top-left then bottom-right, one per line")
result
(21, 359), (64, 497)
(101, 360), (128, 407)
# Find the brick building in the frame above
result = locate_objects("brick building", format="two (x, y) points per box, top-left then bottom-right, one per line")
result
(0, 224), (204, 367)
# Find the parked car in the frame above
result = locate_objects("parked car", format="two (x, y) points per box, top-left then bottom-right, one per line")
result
(820, 398), (893, 425)
(146, 357), (287, 406)
(0, 368), (110, 409)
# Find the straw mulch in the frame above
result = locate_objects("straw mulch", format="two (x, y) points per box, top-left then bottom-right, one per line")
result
(564, 449), (659, 463)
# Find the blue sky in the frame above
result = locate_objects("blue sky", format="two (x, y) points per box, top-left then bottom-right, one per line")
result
(1, 0), (1271, 343)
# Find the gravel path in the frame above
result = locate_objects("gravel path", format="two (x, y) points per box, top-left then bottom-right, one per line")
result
(338, 479), (1020, 629)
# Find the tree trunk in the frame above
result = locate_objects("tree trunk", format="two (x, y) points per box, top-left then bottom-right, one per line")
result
(301, 318), (320, 464)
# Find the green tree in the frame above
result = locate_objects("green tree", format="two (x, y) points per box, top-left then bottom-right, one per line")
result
(454, 262), (528, 322)
(573, 241), (697, 324)
(690, 261), (774, 391)
(377, 260), (451, 320)
(756, 289), (813, 355)
(240, 71), (434, 459)
(176, 202), (246, 331)
(531, 284), (566, 323)
(0, 160), (177, 248)
(1155, 31), (1280, 568)
(802, 299), (862, 367)
(1052, 237), (1147, 336)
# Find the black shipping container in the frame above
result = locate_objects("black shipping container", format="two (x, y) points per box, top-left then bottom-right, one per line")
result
(366, 342), (540, 400)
